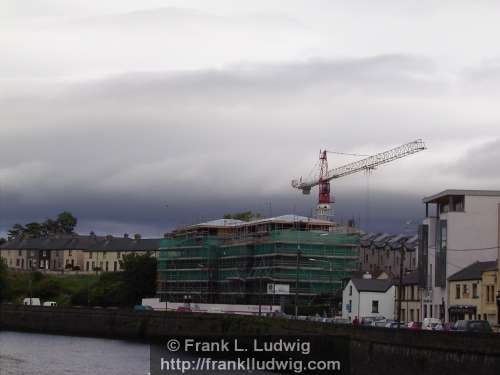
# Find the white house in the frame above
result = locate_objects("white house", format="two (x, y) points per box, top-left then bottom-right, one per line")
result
(421, 190), (500, 322)
(342, 276), (395, 321)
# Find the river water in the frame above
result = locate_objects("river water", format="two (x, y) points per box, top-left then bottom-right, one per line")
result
(0, 331), (150, 375)
(0, 331), (275, 375)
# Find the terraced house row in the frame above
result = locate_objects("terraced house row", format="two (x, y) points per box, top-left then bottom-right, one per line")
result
(0, 234), (161, 273)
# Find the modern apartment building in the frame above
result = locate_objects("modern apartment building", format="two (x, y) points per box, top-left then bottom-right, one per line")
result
(419, 189), (500, 322)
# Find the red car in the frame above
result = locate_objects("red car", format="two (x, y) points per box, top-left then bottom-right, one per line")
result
(407, 321), (422, 330)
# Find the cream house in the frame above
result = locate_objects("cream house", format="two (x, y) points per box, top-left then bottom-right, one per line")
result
(447, 260), (497, 322)
(1, 234), (160, 274)
(396, 271), (422, 323)
(481, 268), (498, 325)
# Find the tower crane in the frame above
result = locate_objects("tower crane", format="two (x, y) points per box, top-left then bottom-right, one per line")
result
(291, 139), (426, 220)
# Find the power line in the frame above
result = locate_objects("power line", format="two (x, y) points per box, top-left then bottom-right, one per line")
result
(428, 245), (500, 252)
(326, 150), (370, 157)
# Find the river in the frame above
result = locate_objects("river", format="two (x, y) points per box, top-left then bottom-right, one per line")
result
(0, 331), (276, 375)
(0, 331), (149, 375)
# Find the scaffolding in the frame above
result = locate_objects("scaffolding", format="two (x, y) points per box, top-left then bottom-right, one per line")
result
(157, 229), (359, 305)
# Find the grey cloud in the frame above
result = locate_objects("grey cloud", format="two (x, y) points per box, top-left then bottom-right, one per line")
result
(447, 138), (500, 180)
(0, 55), (484, 237)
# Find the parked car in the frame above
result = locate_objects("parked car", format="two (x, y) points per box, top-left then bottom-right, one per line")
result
(332, 318), (350, 325)
(407, 321), (422, 330)
(422, 318), (442, 330)
(372, 319), (389, 328)
(23, 298), (41, 306)
(361, 316), (385, 326)
(42, 301), (57, 307)
(133, 304), (153, 311)
(452, 320), (493, 334)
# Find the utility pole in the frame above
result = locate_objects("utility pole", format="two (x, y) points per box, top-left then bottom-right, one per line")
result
(295, 249), (301, 318)
(397, 247), (405, 325)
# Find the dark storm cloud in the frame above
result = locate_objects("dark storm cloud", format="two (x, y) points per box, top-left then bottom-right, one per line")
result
(0, 55), (458, 236)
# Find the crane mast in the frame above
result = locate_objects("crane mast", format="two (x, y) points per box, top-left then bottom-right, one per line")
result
(291, 139), (426, 220)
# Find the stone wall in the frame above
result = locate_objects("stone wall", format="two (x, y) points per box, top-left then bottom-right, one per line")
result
(1, 305), (500, 375)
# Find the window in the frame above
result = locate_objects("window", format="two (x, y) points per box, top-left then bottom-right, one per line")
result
(69, 250), (72, 256)
(349, 286), (352, 296)
(117, 252), (121, 259)
(86, 261), (89, 271)
(372, 300), (379, 313)
(463, 284), (468, 297)
(89, 252), (93, 259)
(114, 261), (117, 272)
(410, 309), (414, 322)
(472, 283), (478, 298)
(430, 305), (433, 318)
(411, 286), (415, 300)
(424, 304), (427, 318)
(456, 284), (461, 299)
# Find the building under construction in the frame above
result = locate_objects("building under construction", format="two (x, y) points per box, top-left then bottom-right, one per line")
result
(157, 215), (359, 306)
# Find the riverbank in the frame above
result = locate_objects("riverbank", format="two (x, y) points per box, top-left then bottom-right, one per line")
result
(2, 305), (500, 375)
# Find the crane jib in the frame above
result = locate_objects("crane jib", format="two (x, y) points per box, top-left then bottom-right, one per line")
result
(292, 139), (426, 190)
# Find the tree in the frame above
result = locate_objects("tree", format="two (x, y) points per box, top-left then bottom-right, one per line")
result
(8, 224), (25, 239)
(120, 253), (157, 306)
(223, 211), (262, 222)
(41, 219), (58, 237)
(6, 211), (78, 240)
(0, 258), (9, 303)
(24, 222), (44, 238)
(55, 211), (77, 234)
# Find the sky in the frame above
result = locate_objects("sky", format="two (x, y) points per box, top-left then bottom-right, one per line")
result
(1, 0), (500, 237)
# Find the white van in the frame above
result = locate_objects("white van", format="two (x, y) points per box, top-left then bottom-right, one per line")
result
(422, 318), (442, 330)
(42, 301), (57, 307)
(23, 298), (41, 306)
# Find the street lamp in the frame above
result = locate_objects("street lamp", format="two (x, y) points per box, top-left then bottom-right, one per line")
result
(198, 263), (205, 303)
(309, 258), (333, 313)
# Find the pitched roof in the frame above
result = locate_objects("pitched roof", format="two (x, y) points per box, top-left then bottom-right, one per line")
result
(351, 278), (394, 293)
(0, 235), (161, 252)
(448, 261), (498, 282)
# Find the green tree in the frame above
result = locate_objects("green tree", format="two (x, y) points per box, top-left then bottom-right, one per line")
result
(41, 219), (58, 237)
(8, 224), (25, 239)
(24, 222), (44, 238)
(6, 211), (77, 240)
(120, 253), (157, 306)
(223, 211), (262, 222)
(0, 258), (9, 303)
(55, 211), (77, 234)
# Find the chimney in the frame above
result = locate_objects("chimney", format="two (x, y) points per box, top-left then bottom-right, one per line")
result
(124, 233), (129, 239)
(134, 234), (141, 240)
